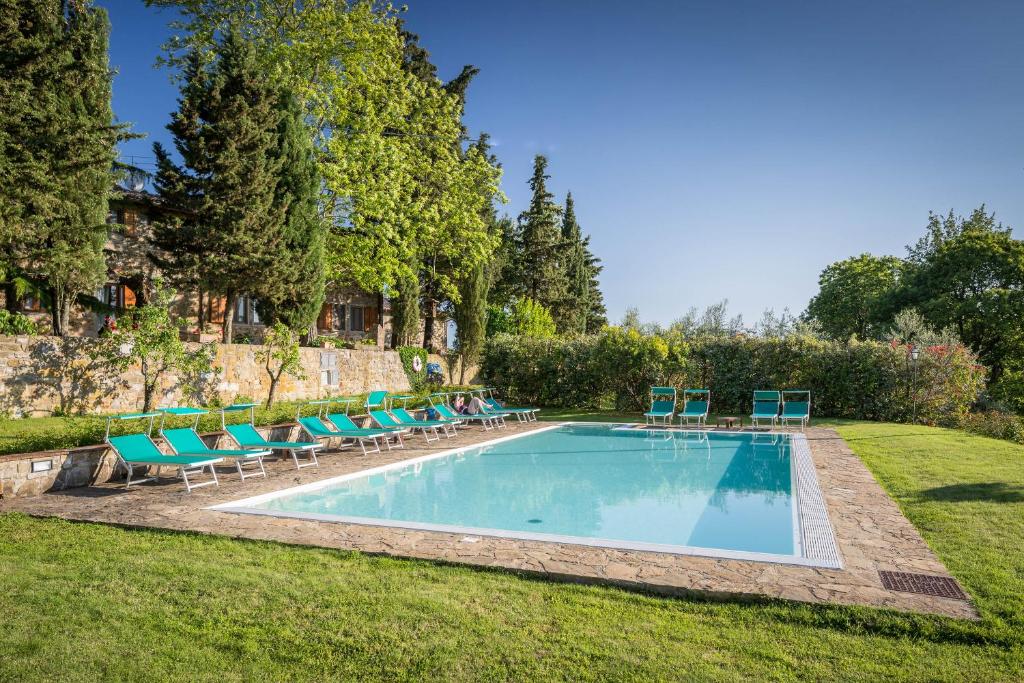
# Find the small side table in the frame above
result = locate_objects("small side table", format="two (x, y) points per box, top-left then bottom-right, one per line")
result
(716, 416), (743, 430)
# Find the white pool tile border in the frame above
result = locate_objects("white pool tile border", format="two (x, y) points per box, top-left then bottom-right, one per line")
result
(210, 422), (843, 569)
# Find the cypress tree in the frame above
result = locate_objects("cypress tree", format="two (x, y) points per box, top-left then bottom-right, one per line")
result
(255, 90), (325, 333)
(151, 29), (285, 342)
(583, 241), (607, 333)
(556, 192), (588, 334)
(552, 191), (608, 335)
(0, 0), (127, 334)
(515, 155), (566, 312)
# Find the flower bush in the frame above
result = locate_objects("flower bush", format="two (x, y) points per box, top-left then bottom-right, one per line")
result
(481, 329), (987, 422)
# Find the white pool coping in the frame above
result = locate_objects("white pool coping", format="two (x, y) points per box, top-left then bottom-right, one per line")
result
(209, 422), (843, 569)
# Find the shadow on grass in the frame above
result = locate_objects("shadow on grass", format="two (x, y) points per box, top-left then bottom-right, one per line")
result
(919, 482), (1024, 504)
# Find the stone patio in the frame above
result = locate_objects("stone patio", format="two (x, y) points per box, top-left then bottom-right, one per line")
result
(0, 423), (977, 619)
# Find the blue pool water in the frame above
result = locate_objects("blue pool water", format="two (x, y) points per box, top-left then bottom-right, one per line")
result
(240, 424), (798, 558)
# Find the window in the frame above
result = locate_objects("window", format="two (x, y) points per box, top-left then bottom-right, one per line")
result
(320, 352), (339, 386)
(116, 208), (147, 236)
(21, 294), (42, 312)
(234, 296), (248, 324)
(332, 304), (346, 331)
(100, 284), (137, 310)
(233, 295), (260, 325)
(349, 305), (364, 332)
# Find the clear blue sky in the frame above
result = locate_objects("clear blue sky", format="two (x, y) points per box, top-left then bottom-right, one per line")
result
(104, 0), (1024, 325)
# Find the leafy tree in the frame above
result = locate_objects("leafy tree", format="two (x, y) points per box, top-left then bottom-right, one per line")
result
(897, 228), (1024, 383)
(905, 205), (1009, 265)
(510, 298), (556, 338)
(150, 1), (503, 346)
(806, 254), (903, 340)
(255, 90), (326, 333)
(257, 320), (304, 407)
(150, 29), (286, 343)
(0, 0), (130, 335)
(96, 281), (216, 411)
(512, 156), (567, 312)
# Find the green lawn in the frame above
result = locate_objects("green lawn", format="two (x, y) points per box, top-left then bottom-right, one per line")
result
(2, 420), (1023, 681)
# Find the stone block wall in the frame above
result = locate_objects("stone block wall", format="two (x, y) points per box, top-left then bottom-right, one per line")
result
(0, 335), (411, 418)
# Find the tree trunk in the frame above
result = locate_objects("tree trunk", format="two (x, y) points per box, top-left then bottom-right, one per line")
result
(50, 289), (72, 337)
(422, 299), (436, 352)
(4, 283), (18, 313)
(222, 291), (236, 343)
(459, 355), (467, 385)
(266, 364), (281, 407)
(197, 289), (206, 330)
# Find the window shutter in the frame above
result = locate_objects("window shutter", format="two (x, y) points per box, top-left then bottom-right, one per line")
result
(209, 296), (227, 324)
(121, 285), (136, 308)
(318, 303), (331, 331)
(365, 306), (377, 332)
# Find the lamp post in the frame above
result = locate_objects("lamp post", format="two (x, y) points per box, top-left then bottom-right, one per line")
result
(910, 345), (920, 423)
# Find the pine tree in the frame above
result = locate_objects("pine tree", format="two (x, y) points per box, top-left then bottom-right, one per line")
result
(515, 155), (566, 311)
(255, 91), (325, 333)
(0, 0), (127, 334)
(150, 30), (285, 342)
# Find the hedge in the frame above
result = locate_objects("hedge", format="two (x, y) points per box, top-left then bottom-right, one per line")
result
(480, 329), (986, 424)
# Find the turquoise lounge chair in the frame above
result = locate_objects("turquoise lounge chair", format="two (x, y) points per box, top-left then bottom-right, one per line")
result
(430, 393), (505, 430)
(365, 390), (389, 411)
(391, 407), (457, 439)
(645, 387), (677, 426)
(679, 389), (710, 427)
(104, 412), (221, 492)
(325, 411), (407, 450)
(370, 409), (444, 443)
(297, 414), (397, 456)
(479, 388), (538, 422)
(159, 407), (271, 480)
(750, 391), (781, 429)
(220, 403), (322, 470)
(779, 390), (812, 431)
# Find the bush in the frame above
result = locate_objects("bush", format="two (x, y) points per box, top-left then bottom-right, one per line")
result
(481, 329), (986, 422)
(398, 346), (428, 391)
(0, 310), (39, 335)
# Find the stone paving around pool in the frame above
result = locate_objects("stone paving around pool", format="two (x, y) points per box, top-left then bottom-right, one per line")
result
(0, 423), (977, 619)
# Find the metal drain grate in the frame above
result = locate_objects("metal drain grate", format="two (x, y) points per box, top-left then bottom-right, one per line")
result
(879, 571), (968, 600)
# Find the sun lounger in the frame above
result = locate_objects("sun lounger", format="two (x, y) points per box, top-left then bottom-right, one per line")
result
(104, 413), (221, 492)
(679, 389), (710, 427)
(645, 387), (676, 426)
(751, 391), (781, 429)
(779, 390), (811, 430)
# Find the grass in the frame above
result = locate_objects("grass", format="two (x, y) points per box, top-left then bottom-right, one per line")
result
(2, 420), (1023, 680)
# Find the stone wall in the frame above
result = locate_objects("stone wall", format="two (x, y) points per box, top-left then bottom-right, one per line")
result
(0, 335), (411, 418)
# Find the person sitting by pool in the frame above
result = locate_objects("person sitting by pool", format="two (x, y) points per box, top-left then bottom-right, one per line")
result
(454, 394), (488, 415)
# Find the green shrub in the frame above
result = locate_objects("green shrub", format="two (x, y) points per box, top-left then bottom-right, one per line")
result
(0, 310), (40, 335)
(398, 346), (428, 391)
(481, 329), (986, 423)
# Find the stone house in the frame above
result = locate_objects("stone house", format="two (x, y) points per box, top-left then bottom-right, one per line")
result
(3, 187), (448, 348)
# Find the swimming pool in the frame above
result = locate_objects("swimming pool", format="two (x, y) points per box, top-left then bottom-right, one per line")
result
(212, 424), (841, 568)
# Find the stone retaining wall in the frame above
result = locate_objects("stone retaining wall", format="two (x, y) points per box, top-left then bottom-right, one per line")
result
(0, 335), (411, 418)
